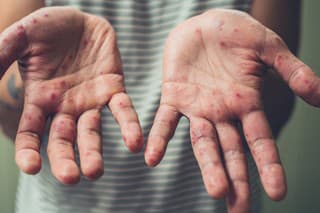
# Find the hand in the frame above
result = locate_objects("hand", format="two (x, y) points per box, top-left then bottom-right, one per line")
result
(144, 9), (320, 212)
(0, 7), (143, 184)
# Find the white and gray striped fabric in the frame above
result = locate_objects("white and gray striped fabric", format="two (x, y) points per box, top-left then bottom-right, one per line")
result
(16, 1), (262, 212)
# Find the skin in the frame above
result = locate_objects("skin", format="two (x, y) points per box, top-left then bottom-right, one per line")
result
(0, 1), (309, 213)
(144, 8), (320, 213)
(0, 7), (144, 184)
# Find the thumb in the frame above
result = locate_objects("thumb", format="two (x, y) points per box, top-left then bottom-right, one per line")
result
(261, 29), (320, 107)
(0, 21), (28, 78)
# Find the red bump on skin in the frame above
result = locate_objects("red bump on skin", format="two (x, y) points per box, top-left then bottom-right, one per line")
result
(17, 25), (24, 36)
(32, 19), (38, 24)
(236, 93), (242, 99)
(194, 28), (201, 36)
(220, 41), (226, 47)
(190, 129), (204, 146)
(233, 28), (239, 33)
(304, 80), (310, 85)
(91, 116), (99, 123)
(83, 39), (89, 47)
(44, 13), (49, 18)
(60, 80), (67, 88)
(37, 115), (43, 122)
(118, 101), (124, 108)
(50, 92), (57, 101)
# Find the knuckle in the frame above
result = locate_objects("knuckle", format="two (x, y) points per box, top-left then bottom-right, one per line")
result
(224, 149), (245, 162)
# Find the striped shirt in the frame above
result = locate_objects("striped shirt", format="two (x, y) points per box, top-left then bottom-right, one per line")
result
(16, 1), (260, 212)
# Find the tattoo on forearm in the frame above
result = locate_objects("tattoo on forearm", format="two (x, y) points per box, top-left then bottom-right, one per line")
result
(0, 74), (23, 111)
(7, 74), (22, 100)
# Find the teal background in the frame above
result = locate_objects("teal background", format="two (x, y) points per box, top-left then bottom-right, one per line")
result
(0, 1), (320, 212)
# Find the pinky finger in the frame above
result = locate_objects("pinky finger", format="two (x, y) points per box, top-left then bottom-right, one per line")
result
(242, 110), (286, 201)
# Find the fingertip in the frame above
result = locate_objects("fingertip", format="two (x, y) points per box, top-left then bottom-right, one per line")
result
(206, 179), (229, 200)
(15, 150), (41, 175)
(54, 161), (80, 185)
(289, 66), (320, 107)
(262, 163), (287, 201)
(204, 170), (229, 199)
(123, 122), (144, 153)
(144, 136), (168, 167)
(266, 183), (287, 201)
(81, 153), (104, 180)
(144, 150), (162, 167)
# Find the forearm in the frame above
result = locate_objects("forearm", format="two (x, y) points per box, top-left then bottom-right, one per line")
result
(0, 63), (23, 139)
(0, 0), (44, 139)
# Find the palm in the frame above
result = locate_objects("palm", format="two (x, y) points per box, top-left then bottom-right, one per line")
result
(145, 9), (320, 213)
(0, 7), (143, 184)
(19, 8), (122, 113)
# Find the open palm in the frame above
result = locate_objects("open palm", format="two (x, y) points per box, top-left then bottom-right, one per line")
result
(0, 7), (143, 184)
(145, 9), (320, 212)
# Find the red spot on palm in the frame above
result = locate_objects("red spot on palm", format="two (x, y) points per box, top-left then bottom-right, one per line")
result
(236, 93), (242, 99)
(50, 92), (57, 101)
(60, 80), (67, 88)
(83, 39), (89, 47)
(220, 41), (226, 47)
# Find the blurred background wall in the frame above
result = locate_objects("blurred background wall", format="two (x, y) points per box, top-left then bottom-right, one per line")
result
(0, 1), (320, 213)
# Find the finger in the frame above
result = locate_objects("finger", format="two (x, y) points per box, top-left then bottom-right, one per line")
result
(216, 122), (249, 213)
(108, 92), (144, 153)
(0, 22), (28, 77)
(261, 30), (320, 107)
(77, 109), (104, 180)
(47, 113), (80, 185)
(241, 110), (286, 201)
(15, 103), (46, 174)
(144, 104), (181, 167)
(190, 117), (229, 199)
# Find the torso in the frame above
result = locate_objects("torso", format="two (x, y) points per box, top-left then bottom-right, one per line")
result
(16, 1), (259, 212)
